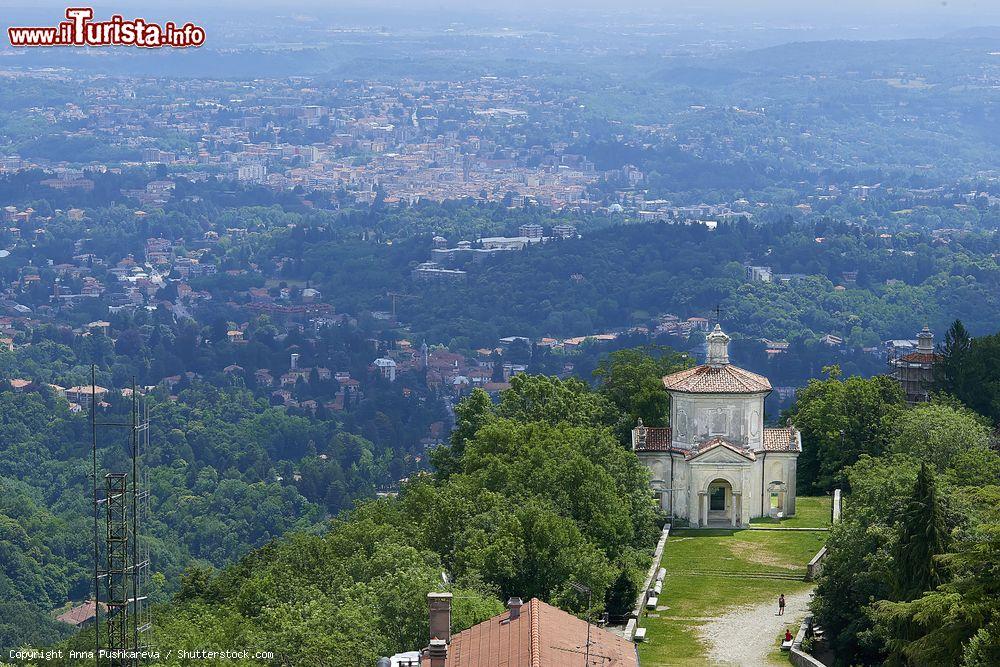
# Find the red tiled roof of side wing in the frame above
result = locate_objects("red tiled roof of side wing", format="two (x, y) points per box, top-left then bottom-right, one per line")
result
(633, 426), (673, 451)
(760, 427), (802, 452)
(426, 597), (639, 667)
(662, 364), (771, 394)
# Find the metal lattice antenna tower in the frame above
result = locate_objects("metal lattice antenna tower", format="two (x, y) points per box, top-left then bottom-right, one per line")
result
(91, 368), (151, 666)
(91, 366), (101, 665)
(104, 472), (129, 666)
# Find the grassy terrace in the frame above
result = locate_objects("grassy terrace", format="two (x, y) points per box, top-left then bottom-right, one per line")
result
(750, 495), (835, 529)
(636, 497), (831, 666)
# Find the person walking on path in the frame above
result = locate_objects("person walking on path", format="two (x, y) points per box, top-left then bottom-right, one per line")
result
(778, 594), (786, 616)
(699, 588), (813, 665)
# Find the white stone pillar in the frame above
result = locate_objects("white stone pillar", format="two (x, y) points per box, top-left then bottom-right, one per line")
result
(788, 462), (797, 515)
(698, 491), (707, 527)
(733, 492), (741, 527)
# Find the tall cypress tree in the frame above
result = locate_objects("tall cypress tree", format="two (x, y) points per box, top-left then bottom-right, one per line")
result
(893, 462), (948, 600)
(934, 319), (972, 397)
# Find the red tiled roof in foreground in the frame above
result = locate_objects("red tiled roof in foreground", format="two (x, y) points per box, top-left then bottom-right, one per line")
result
(426, 597), (639, 667)
(662, 364), (771, 394)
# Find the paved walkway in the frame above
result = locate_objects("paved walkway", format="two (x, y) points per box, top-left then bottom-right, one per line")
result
(698, 588), (813, 666)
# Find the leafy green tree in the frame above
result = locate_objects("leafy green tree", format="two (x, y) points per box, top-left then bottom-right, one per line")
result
(943, 446), (1000, 489)
(811, 518), (896, 663)
(843, 453), (921, 523)
(788, 369), (905, 493)
(962, 623), (1000, 667)
(813, 438), (997, 667)
(461, 418), (654, 553)
(506, 338), (532, 364)
(496, 374), (620, 429)
(934, 319), (973, 398)
(430, 388), (493, 478)
(0, 602), (74, 655)
(593, 346), (692, 438)
(605, 565), (640, 620)
(934, 322), (1000, 423)
(891, 401), (991, 471)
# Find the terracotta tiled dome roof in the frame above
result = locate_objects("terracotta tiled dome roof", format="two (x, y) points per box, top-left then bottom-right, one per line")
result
(662, 363), (771, 394)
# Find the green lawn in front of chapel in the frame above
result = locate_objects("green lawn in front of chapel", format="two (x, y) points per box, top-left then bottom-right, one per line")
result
(750, 495), (834, 529)
(636, 500), (829, 666)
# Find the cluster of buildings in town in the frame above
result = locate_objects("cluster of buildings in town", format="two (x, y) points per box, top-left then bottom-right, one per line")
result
(0, 75), (610, 209)
(0, 68), (975, 451)
(3, 376), (112, 413)
(0, 211), (940, 416)
(0, 221), (218, 315)
(7, 69), (996, 223)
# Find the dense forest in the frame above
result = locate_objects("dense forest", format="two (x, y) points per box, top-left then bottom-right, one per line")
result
(50, 365), (681, 665)
(0, 380), (432, 650)
(267, 213), (1000, 350)
(784, 322), (1000, 665)
(38, 328), (1000, 665)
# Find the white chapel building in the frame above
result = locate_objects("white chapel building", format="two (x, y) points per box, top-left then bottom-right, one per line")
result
(632, 325), (801, 527)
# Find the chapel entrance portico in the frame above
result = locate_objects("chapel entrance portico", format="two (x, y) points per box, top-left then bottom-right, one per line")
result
(697, 477), (743, 527)
(708, 478), (731, 522)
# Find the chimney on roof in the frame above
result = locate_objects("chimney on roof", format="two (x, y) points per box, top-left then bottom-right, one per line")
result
(428, 592), (453, 644)
(507, 596), (524, 621)
(634, 418), (647, 452)
(428, 639), (448, 667)
(706, 324), (730, 367)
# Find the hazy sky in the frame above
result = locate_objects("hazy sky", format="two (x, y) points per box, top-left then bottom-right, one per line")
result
(8, 0), (1000, 20)
(4, 0), (1000, 42)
